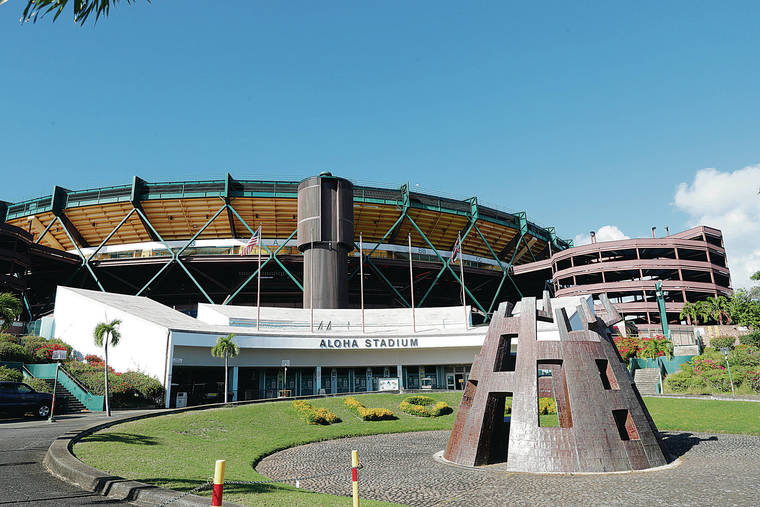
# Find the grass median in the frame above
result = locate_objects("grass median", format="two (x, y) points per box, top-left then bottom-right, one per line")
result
(74, 392), (760, 506)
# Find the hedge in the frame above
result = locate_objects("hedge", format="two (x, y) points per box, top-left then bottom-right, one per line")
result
(65, 361), (165, 407)
(344, 396), (395, 421)
(399, 395), (452, 417)
(292, 400), (340, 425)
(665, 344), (760, 394)
(0, 365), (23, 382)
(710, 336), (736, 350)
(25, 376), (51, 393)
(739, 331), (760, 348)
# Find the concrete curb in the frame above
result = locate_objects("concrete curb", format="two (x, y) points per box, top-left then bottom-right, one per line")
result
(43, 404), (251, 506)
(43, 391), (412, 505)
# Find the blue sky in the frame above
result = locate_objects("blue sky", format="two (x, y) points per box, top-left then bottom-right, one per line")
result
(1, 1), (758, 285)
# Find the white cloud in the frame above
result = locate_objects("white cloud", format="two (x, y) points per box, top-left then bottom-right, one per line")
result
(574, 225), (629, 246)
(674, 164), (760, 290)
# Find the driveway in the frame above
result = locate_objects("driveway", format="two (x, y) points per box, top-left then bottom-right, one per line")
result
(0, 410), (157, 506)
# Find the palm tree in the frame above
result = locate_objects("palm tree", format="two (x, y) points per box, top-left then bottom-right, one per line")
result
(679, 302), (698, 325)
(640, 338), (674, 363)
(21, 0), (141, 25)
(705, 296), (730, 325)
(0, 293), (22, 332)
(94, 319), (121, 417)
(695, 300), (711, 325)
(211, 334), (239, 404)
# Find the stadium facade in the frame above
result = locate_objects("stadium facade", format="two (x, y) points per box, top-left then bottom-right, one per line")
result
(0, 173), (732, 407)
(0, 173), (570, 321)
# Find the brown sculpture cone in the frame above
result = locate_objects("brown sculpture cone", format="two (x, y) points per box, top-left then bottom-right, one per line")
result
(444, 293), (669, 472)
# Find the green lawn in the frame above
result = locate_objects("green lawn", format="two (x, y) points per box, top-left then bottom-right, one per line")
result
(74, 393), (760, 506)
(643, 397), (760, 436)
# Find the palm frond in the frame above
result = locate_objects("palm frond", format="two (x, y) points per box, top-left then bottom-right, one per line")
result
(21, 0), (145, 25)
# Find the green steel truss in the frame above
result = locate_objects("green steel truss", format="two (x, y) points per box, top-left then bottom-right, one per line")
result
(12, 175), (571, 317)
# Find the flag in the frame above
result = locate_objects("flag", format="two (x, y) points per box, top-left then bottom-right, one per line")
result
(450, 235), (461, 262)
(240, 227), (261, 256)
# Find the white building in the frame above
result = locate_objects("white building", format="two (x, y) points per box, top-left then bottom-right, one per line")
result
(53, 287), (597, 408)
(53, 287), (487, 407)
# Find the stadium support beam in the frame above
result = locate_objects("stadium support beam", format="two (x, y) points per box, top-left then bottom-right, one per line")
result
(223, 227), (300, 305)
(51, 186), (90, 248)
(0, 201), (8, 223)
(223, 173), (239, 238)
(131, 177), (160, 242)
(30, 215), (65, 250)
(226, 204), (304, 292)
(407, 211), (488, 316)
(348, 184), (412, 307)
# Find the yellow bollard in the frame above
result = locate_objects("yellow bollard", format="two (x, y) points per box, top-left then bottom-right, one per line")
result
(351, 450), (359, 507)
(212, 459), (226, 506)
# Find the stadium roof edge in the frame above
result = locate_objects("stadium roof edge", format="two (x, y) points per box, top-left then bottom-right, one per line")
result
(3, 175), (572, 248)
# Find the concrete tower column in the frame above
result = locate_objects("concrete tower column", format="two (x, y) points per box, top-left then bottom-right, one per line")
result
(297, 172), (354, 309)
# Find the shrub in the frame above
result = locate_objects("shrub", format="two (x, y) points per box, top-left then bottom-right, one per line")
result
(59, 361), (164, 407)
(25, 376), (51, 393)
(399, 395), (452, 417)
(0, 341), (33, 363)
(614, 336), (642, 361)
(0, 365), (23, 382)
(711, 336), (736, 351)
(538, 397), (557, 415)
(747, 371), (760, 393)
(739, 331), (760, 348)
(403, 395), (435, 406)
(292, 400), (340, 425)
(344, 396), (395, 421)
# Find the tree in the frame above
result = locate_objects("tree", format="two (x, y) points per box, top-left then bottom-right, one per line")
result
(0, 293), (22, 332)
(695, 300), (711, 325)
(640, 337), (673, 362)
(94, 319), (121, 417)
(211, 334), (239, 404)
(705, 296), (731, 325)
(680, 302), (698, 325)
(20, 0), (142, 25)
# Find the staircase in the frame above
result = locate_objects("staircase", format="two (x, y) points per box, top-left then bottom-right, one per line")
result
(43, 378), (86, 413)
(633, 368), (660, 395)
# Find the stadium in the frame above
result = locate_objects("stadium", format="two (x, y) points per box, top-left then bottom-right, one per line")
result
(0, 173), (571, 321)
(0, 172), (732, 406)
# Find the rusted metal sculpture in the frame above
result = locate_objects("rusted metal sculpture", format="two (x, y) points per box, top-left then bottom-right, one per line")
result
(444, 292), (668, 472)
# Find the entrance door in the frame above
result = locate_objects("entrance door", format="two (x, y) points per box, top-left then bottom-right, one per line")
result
(455, 373), (465, 390)
(447, 374), (455, 390)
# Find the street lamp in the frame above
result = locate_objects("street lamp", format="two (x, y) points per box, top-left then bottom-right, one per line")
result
(720, 347), (736, 398)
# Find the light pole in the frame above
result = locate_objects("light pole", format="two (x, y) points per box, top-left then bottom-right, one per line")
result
(720, 347), (736, 398)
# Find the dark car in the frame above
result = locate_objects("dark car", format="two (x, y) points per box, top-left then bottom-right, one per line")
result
(0, 381), (54, 418)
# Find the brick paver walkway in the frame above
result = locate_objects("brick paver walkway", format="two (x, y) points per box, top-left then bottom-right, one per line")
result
(257, 430), (760, 506)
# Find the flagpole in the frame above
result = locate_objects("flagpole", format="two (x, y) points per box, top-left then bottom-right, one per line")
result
(257, 225), (262, 331)
(459, 233), (467, 329)
(310, 230), (314, 333)
(360, 232), (365, 334)
(408, 232), (416, 333)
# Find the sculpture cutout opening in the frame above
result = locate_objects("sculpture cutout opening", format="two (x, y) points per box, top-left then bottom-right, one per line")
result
(444, 292), (669, 472)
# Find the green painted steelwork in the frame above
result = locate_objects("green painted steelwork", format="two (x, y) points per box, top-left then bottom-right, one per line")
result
(224, 227), (300, 305)
(655, 280), (671, 339)
(225, 204), (304, 292)
(4, 176), (570, 251)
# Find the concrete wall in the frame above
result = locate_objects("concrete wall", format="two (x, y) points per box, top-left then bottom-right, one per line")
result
(53, 287), (170, 385)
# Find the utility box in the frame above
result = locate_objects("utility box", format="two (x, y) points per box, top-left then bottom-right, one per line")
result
(176, 392), (188, 408)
